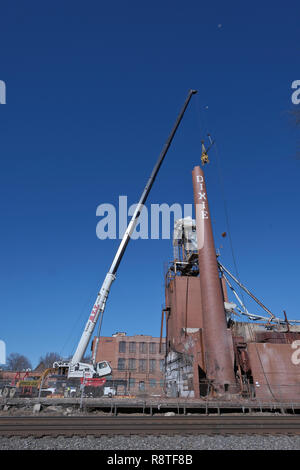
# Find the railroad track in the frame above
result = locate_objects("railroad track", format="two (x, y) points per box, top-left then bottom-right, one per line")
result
(1, 415), (300, 436)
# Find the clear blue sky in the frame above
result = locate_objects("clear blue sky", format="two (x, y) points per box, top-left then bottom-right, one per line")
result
(0, 1), (299, 368)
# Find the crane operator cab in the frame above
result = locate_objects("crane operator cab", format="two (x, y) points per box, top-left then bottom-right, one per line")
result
(96, 361), (112, 377)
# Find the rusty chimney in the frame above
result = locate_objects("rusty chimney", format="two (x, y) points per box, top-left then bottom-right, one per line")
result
(192, 165), (236, 394)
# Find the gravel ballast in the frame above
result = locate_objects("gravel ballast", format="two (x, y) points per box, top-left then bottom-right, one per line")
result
(0, 434), (300, 450)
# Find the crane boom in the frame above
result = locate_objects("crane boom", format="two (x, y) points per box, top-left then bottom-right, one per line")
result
(71, 89), (197, 366)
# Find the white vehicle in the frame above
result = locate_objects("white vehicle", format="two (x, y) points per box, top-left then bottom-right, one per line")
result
(104, 387), (116, 398)
(53, 90), (197, 385)
(41, 387), (56, 395)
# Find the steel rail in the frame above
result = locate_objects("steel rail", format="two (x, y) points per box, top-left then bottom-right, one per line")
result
(1, 416), (300, 436)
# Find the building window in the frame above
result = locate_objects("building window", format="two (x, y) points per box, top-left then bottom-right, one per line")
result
(160, 359), (165, 372)
(129, 378), (135, 389)
(149, 378), (156, 388)
(139, 381), (145, 391)
(160, 379), (164, 388)
(129, 342), (136, 353)
(139, 342), (147, 354)
(128, 358), (136, 370)
(119, 341), (126, 353)
(160, 342), (166, 354)
(118, 358), (125, 370)
(149, 342), (156, 354)
(149, 359), (156, 372)
(139, 359), (146, 372)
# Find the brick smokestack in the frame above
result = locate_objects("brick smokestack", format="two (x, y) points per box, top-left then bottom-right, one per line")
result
(192, 165), (236, 393)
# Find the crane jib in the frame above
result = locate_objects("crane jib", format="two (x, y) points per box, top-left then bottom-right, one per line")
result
(70, 89), (198, 366)
(89, 303), (100, 323)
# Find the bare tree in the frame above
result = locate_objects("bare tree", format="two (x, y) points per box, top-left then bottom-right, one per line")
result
(36, 352), (92, 370)
(66, 354), (92, 363)
(38, 352), (61, 369)
(7, 353), (32, 371)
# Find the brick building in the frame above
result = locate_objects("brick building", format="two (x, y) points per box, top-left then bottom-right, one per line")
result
(92, 333), (166, 396)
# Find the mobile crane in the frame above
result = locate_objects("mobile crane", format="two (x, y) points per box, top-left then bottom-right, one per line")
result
(53, 90), (197, 386)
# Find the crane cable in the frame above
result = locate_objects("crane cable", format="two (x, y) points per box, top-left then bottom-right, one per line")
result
(209, 136), (247, 308)
(194, 96), (246, 308)
(59, 278), (101, 359)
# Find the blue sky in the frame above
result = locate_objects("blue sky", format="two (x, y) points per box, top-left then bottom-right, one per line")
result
(0, 1), (299, 368)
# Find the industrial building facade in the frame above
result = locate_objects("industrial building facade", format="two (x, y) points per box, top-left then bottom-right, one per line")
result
(92, 333), (166, 396)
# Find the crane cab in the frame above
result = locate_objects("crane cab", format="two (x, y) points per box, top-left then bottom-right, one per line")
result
(96, 361), (112, 377)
